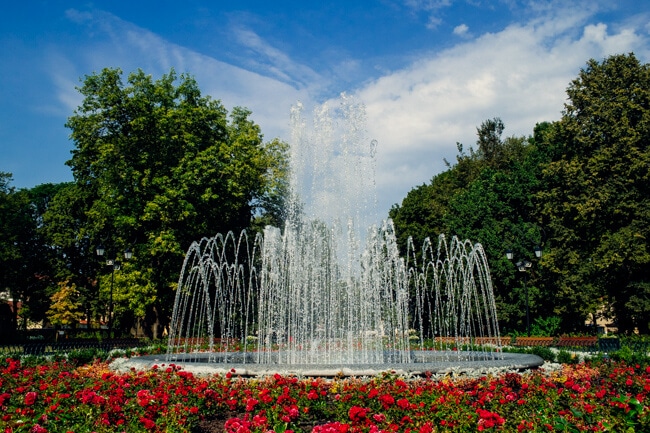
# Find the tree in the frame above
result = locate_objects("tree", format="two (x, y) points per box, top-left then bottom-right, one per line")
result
(390, 120), (550, 334)
(42, 182), (100, 328)
(0, 173), (47, 331)
(476, 118), (505, 166)
(537, 53), (650, 333)
(442, 132), (549, 334)
(53, 67), (288, 337)
(389, 140), (485, 254)
(47, 280), (84, 327)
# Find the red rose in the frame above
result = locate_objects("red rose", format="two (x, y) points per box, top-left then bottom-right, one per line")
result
(140, 417), (156, 430)
(397, 398), (410, 409)
(379, 393), (395, 409)
(24, 392), (37, 406)
(348, 405), (368, 421)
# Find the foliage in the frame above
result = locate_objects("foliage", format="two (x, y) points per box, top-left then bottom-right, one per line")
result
(391, 120), (549, 333)
(529, 316), (562, 337)
(66, 347), (108, 366)
(556, 350), (574, 364)
(46, 280), (85, 327)
(41, 67), (289, 338)
(0, 174), (62, 332)
(537, 53), (650, 333)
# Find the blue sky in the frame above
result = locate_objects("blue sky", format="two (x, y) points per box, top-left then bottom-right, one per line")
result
(1, 0), (649, 216)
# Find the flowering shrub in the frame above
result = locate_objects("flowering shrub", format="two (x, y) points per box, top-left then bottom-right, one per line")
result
(0, 357), (649, 432)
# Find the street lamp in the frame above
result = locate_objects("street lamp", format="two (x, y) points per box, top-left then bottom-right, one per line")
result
(506, 245), (542, 337)
(96, 246), (132, 338)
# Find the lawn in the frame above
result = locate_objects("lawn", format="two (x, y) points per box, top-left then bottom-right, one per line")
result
(0, 355), (648, 432)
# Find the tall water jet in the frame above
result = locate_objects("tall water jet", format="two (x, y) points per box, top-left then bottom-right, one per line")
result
(161, 95), (541, 375)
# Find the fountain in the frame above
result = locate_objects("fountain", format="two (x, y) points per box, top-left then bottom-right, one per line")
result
(123, 95), (543, 376)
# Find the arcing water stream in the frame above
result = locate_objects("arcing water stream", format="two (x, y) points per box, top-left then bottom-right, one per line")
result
(165, 96), (512, 372)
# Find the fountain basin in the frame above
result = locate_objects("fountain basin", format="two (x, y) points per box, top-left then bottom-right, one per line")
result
(113, 351), (544, 377)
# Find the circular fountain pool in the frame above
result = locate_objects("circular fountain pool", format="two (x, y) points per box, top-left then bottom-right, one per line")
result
(113, 351), (544, 377)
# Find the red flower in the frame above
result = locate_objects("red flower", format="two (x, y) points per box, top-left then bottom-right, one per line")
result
(140, 417), (156, 430)
(252, 414), (267, 428)
(31, 424), (47, 433)
(348, 405), (369, 422)
(24, 392), (37, 406)
(379, 393), (395, 409)
(313, 422), (350, 433)
(397, 398), (410, 409)
(136, 389), (154, 406)
(224, 417), (252, 433)
(245, 398), (259, 411)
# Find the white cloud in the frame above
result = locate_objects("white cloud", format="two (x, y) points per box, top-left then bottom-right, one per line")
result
(64, 8), (92, 24)
(426, 16), (443, 30)
(453, 24), (469, 36)
(355, 7), (649, 214)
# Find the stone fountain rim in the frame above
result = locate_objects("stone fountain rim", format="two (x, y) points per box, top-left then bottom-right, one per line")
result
(110, 350), (544, 377)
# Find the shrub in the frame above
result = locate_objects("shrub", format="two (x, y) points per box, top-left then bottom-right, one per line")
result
(530, 346), (555, 362)
(529, 316), (561, 337)
(67, 347), (106, 365)
(557, 350), (573, 364)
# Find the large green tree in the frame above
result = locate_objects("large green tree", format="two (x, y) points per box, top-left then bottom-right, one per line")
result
(0, 175), (63, 338)
(390, 119), (549, 334)
(48, 67), (288, 338)
(537, 53), (650, 333)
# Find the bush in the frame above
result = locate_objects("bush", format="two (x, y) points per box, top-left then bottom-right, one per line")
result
(67, 348), (106, 365)
(529, 316), (561, 337)
(530, 346), (556, 362)
(608, 345), (650, 366)
(557, 350), (574, 364)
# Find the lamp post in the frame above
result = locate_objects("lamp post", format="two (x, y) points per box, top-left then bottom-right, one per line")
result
(506, 245), (542, 337)
(96, 246), (132, 338)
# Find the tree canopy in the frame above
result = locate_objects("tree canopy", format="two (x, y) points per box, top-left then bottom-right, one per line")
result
(537, 53), (650, 333)
(43, 67), (289, 337)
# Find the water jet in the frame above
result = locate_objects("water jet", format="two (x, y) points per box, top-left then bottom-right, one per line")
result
(125, 96), (543, 376)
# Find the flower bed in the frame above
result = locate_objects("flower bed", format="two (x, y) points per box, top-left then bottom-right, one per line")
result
(0, 357), (648, 432)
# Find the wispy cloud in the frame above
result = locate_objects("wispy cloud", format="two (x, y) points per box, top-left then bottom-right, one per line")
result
(403, 0), (453, 29)
(231, 26), (324, 91)
(52, 9), (312, 140)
